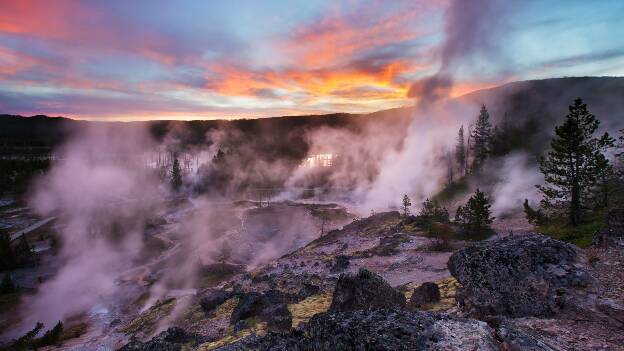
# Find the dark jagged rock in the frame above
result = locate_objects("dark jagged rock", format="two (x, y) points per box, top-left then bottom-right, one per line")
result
(199, 289), (234, 314)
(592, 209), (624, 247)
(229, 290), (296, 332)
(215, 309), (497, 351)
(495, 322), (557, 351)
(329, 268), (405, 312)
(296, 283), (320, 300)
(329, 255), (350, 272)
(448, 233), (593, 318)
(117, 327), (198, 351)
(409, 282), (441, 308)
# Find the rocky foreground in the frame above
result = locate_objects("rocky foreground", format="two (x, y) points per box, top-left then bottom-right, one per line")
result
(118, 210), (624, 351)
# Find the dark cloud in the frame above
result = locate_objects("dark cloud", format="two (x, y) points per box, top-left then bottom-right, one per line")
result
(408, 0), (515, 103)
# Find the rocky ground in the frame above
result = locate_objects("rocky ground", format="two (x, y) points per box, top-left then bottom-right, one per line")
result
(2, 198), (624, 350)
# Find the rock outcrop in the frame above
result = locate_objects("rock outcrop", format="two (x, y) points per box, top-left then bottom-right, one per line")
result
(216, 309), (498, 351)
(592, 209), (624, 247)
(329, 268), (406, 312)
(409, 282), (441, 308)
(229, 290), (296, 332)
(117, 327), (198, 351)
(199, 289), (234, 314)
(448, 233), (593, 318)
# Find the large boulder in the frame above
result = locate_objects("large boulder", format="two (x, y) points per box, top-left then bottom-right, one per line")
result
(199, 289), (234, 314)
(118, 327), (198, 351)
(216, 309), (498, 350)
(329, 268), (406, 312)
(448, 233), (593, 318)
(229, 290), (296, 332)
(592, 209), (624, 247)
(409, 282), (441, 308)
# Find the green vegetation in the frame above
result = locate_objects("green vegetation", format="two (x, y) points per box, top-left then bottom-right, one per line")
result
(523, 199), (547, 226)
(171, 153), (183, 191)
(537, 208), (607, 248)
(537, 98), (614, 226)
(1, 321), (65, 350)
(401, 194), (412, 217)
(455, 188), (495, 238)
(469, 105), (493, 171)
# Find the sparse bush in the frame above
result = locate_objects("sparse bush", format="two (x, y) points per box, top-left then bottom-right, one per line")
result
(523, 199), (547, 226)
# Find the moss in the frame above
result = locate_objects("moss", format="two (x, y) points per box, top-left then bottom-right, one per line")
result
(120, 298), (176, 335)
(212, 297), (239, 321)
(288, 292), (333, 328)
(537, 210), (607, 248)
(196, 317), (267, 350)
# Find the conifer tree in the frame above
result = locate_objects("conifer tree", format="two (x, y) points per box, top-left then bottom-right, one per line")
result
(1, 272), (15, 294)
(455, 125), (466, 176)
(537, 98), (614, 226)
(171, 153), (183, 191)
(455, 188), (494, 232)
(470, 105), (492, 170)
(402, 194), (412, 217)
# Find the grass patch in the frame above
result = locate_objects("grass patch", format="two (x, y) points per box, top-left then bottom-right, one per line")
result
(120, 297), (176, 335)
(287, 292), (332, 328)
(537, 210), (607, 248)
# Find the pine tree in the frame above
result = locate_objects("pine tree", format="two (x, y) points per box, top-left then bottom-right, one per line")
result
(446, 151), (454, 185)
(1, 272), (15, 294)
(402, 194), (412, 217)
(455, 188), (494, 232)
(417, 198), (450, 225)
(171, 153), (183, 191)
(470, 105), (492, 170)
(537, 98), (614, 226)
(455, 125), (466, 176)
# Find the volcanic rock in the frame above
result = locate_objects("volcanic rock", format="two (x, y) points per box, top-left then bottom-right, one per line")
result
(329, 255), (350, 272)
(117, 327), (198, 351)
(448, 233), (593, 318)
(199, 289), (234, 314)
(329, 268), (405, 312)
(229, 290), (297, 332)
(215, 309), (498, 350)
(409, 282), (441, 308)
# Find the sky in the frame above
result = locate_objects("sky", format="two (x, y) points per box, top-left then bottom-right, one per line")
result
(0, 0), (623, 121)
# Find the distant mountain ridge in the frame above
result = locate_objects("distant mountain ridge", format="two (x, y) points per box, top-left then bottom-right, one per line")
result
(1, 77), (623, 152)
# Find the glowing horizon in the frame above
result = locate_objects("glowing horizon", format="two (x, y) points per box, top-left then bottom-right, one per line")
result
(1, 0), (623, 121)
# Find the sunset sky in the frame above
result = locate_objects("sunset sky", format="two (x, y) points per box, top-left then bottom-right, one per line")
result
(0, 0), (623, 120)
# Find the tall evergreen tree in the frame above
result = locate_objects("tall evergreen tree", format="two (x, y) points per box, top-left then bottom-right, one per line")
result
(470, 105), (492, 170)
(537, 98), (614, 226)
(446, 151), (454, 185)
(402, 194), (412, 217)
(455, 125), (466, 176)
(171, 153), (183, 191)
